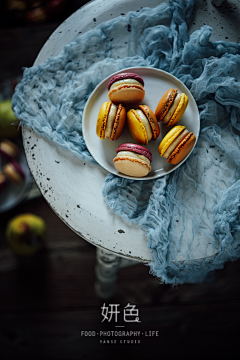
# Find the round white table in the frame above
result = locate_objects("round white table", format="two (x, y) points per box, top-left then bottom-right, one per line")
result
(22, 0), (240, 296)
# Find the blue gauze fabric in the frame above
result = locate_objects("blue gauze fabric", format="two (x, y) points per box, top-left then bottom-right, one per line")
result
(12, 0), (240, 284)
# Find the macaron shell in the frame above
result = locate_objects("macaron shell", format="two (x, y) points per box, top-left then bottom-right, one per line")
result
(113, 156), (151, 177)
(110, 104), (126, 141)
(96, 102), (111, 139)
(139, 105), (160, 140)
(166, 93), (188, 127)
(155, 89), (178, 121)
(168, 132), (196, 165)
(116, 143), (152, 162)
(108, 85), (145, 106)
(127, 109), (148, 145)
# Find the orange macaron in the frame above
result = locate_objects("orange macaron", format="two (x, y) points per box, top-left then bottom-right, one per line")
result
(155, 88), (188, 127)
(158, 125), (196, 165)
(96, 102), (126, 141)
(127, 105), (160, 145)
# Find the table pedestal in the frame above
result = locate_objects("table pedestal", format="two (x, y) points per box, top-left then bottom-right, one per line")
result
(95, 248), (138, 299)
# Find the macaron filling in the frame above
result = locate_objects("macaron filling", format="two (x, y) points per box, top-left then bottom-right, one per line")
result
(139, 105), (160, 141)
(109, 79), (144, 91)
(168, 132), (195, 164)
(108, 73), (144, 90)
(105, 103), (118, 139)
(163, 129), (189, 158)
(162, 93), (181, 125)
(135, 109), (152, 141)
(96, 102), (126, 141)
(158, 125), (196, 165)
(116, 151), (151, 165)
(158, 125), (186, 156)
(155, 89), (177, 121)
(167, 93), (188, 127)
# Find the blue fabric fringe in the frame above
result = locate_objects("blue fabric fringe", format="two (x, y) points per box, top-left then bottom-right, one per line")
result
(12, 0), (240, 284)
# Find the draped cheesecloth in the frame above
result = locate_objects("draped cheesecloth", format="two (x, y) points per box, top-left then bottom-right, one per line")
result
(12, 0), (240, 284)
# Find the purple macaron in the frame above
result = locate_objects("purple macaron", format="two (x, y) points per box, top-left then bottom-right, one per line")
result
(107, 72), (145, 90)
(116, 143), (152, 163)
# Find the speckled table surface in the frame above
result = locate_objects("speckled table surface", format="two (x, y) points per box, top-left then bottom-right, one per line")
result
(22, 0), (240, 262)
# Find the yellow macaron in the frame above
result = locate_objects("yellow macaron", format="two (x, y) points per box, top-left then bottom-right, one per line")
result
(127, 105), (160, 145)
(96, 101), (126, 141)
(158, 125), (196, 165)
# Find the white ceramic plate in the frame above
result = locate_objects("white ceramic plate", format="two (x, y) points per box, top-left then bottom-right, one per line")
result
(83, 67), (200, 180)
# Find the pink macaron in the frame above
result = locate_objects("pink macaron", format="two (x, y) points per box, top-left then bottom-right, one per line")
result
(108, 72), (145, 105)
(113, 143), (152, 177)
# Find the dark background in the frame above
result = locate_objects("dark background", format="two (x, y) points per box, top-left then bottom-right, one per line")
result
(1, 1), (240, 359)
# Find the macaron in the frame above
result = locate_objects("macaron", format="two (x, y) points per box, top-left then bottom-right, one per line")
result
(108, 72), (145, 105)
(158, 125), (196, 165)
(155, 89), (188, 127)
(127, 105), (160, 145)
(3, 160), (25, 184)
(113, 143), (152, 177)
(0, 139), (19, 160)
(96, 102), (126, 141)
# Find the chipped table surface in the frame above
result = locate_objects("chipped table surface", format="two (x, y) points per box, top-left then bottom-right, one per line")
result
(22, 0), (240, 262)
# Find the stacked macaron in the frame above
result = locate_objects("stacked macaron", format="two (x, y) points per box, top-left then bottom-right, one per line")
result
(96, 72), (148, 143)
(95, 70), (196, 178)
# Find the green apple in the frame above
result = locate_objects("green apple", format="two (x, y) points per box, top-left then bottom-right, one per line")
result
(0, 99), (20, 138)
(6, 213), (46, 256)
